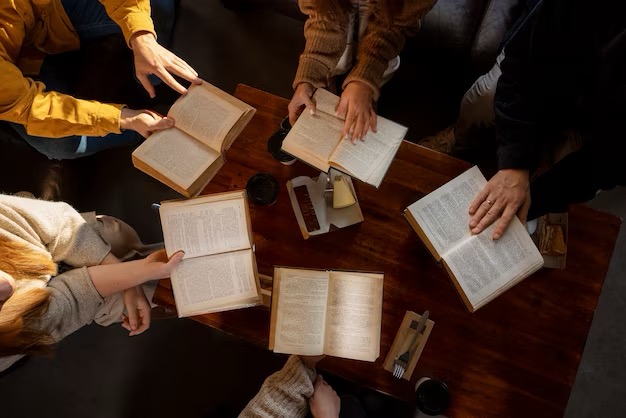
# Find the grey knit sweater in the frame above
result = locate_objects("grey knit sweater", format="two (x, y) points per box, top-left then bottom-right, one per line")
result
(0, 194), (111, 372)
(239, 355), (317, 418)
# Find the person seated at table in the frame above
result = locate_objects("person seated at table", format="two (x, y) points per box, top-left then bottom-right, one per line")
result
(426, 0), (626, 240)
(0, 0), (202, 161)
(0, 193), (184, 372)
(288, 0), (437, 143)
(239, 355), (367, 418)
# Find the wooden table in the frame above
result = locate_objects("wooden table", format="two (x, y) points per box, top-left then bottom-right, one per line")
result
(154, 85), (621, 417)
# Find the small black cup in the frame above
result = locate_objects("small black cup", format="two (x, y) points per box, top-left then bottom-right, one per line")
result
(415, 378), (450, 416)
(246, 172), (279, 206)
(267, 117), (296, 165)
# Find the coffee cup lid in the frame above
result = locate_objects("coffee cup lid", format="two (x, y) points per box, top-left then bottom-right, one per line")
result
(246, 173), (279, 206)
(415, 379), (450, 416)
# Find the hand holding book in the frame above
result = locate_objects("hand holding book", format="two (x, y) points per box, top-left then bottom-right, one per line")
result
(336, 81), (377, 143)
(282, 89), (406, 188)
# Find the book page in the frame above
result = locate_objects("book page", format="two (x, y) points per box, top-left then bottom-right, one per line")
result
(406, 166), (486, 258)
(171, 249), (257, 316)
(329, 116), (406, 187)
(443, 220), (544, 309)
(272, 268), (330, 356)
(160, 196), (249, 258)
(311, 87), (341, 116)
(281, 110), (343, 172)
(168, 82), (243, 151)
(323, 272), (383, 361)
(132, 128), (219, 190)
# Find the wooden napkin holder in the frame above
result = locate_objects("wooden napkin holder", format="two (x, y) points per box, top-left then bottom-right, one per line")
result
(383, 311), (434, 381)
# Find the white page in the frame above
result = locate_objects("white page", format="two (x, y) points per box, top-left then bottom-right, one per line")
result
(169, 82), (242, 151)
(324, 272), (383, 361)
(406, 166), (486, 257)
(171, 249), (257, 316)
(132, 129), (219, 189)
(282, 110), (342, 172)
(161, 197), (249, 258)
(329, 116), (406, 187)
(443, 220), (544, 309)
(272, 268), (330, 356)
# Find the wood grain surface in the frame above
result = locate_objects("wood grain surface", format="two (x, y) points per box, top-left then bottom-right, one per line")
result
(153, 85), (621, 417)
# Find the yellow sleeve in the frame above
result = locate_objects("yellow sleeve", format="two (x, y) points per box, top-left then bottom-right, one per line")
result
(0, 5), (124, 138)
(99, 0), (156, 46)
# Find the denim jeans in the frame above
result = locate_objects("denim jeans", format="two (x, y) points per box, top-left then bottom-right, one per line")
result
(13, 0), (176, 160)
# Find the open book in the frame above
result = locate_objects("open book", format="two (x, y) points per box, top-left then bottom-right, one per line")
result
(404, 166), (544, 312)
(281, 89), (407, 188)
(269, 267), (383, 362)
(159, 190), (262, 317)
(132, 81), (255, 197)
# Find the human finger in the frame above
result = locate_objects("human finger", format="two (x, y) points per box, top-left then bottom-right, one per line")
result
(147, 116), (175, 132)
(126, 306), (139, 332)
(492, 204), (517, 240)
(288, 102), (300, 127)
(358, 114), (370, 141)
(137, 72), (156, 98)
(121, 314), (132, 331)
(165, 60), (201, 86)
(471, 200), (504, 234)
(167, 250), (185, 267)
(130, 304), (150, 336)
(370, 108), (378, 133)
(154, 67), (187, 95)
(336, 96), (348, 119)
(469, 197), (494, 229)
(343, 107), (357, 142)
(352, 113), (365, 142)
(517, 195), (531, 225)
(172, 54), (200, 79)
(469, 186), (491, 216)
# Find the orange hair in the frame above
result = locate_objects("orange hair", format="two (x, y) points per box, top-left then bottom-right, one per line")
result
(0, 235), (57, 356)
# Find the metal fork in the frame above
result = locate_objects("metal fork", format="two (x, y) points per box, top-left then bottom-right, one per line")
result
(324, 174), (334, 207)
(392, 310), (429, 379)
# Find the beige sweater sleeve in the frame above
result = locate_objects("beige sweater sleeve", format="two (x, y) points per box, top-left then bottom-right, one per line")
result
(38, 267), (105, 341)
(239, 355), (317, 418)
(295, 0), (436, 100)
(294, 0), (350, 90)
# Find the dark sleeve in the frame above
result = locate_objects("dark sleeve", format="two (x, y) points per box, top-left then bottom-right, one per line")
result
(494, 7), (543, 171)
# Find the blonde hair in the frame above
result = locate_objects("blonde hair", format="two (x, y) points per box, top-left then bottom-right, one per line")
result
(0, 235), (57, 356)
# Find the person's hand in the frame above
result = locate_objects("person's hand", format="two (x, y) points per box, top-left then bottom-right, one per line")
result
(120, 108), (174, 138)
(309, 375), (341, 418)
(288, 83), (316, 127)
(336, 81), (377, 143)
(300, 355), (325, 370)
(129, 32), (202, 98)
(468, 169), (531, 240)
(121, 286), (151, 336)
(0, 271), (15, 309)
(142, 249), (185, 280)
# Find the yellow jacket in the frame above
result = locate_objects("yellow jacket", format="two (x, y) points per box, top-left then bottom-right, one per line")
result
(0, 0), (156, 138)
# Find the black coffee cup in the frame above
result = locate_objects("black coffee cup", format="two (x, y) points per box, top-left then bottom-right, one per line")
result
(415, 377), (450, 416)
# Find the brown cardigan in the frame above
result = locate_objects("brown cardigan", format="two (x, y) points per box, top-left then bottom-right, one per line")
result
(294, 0), (437, 100)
